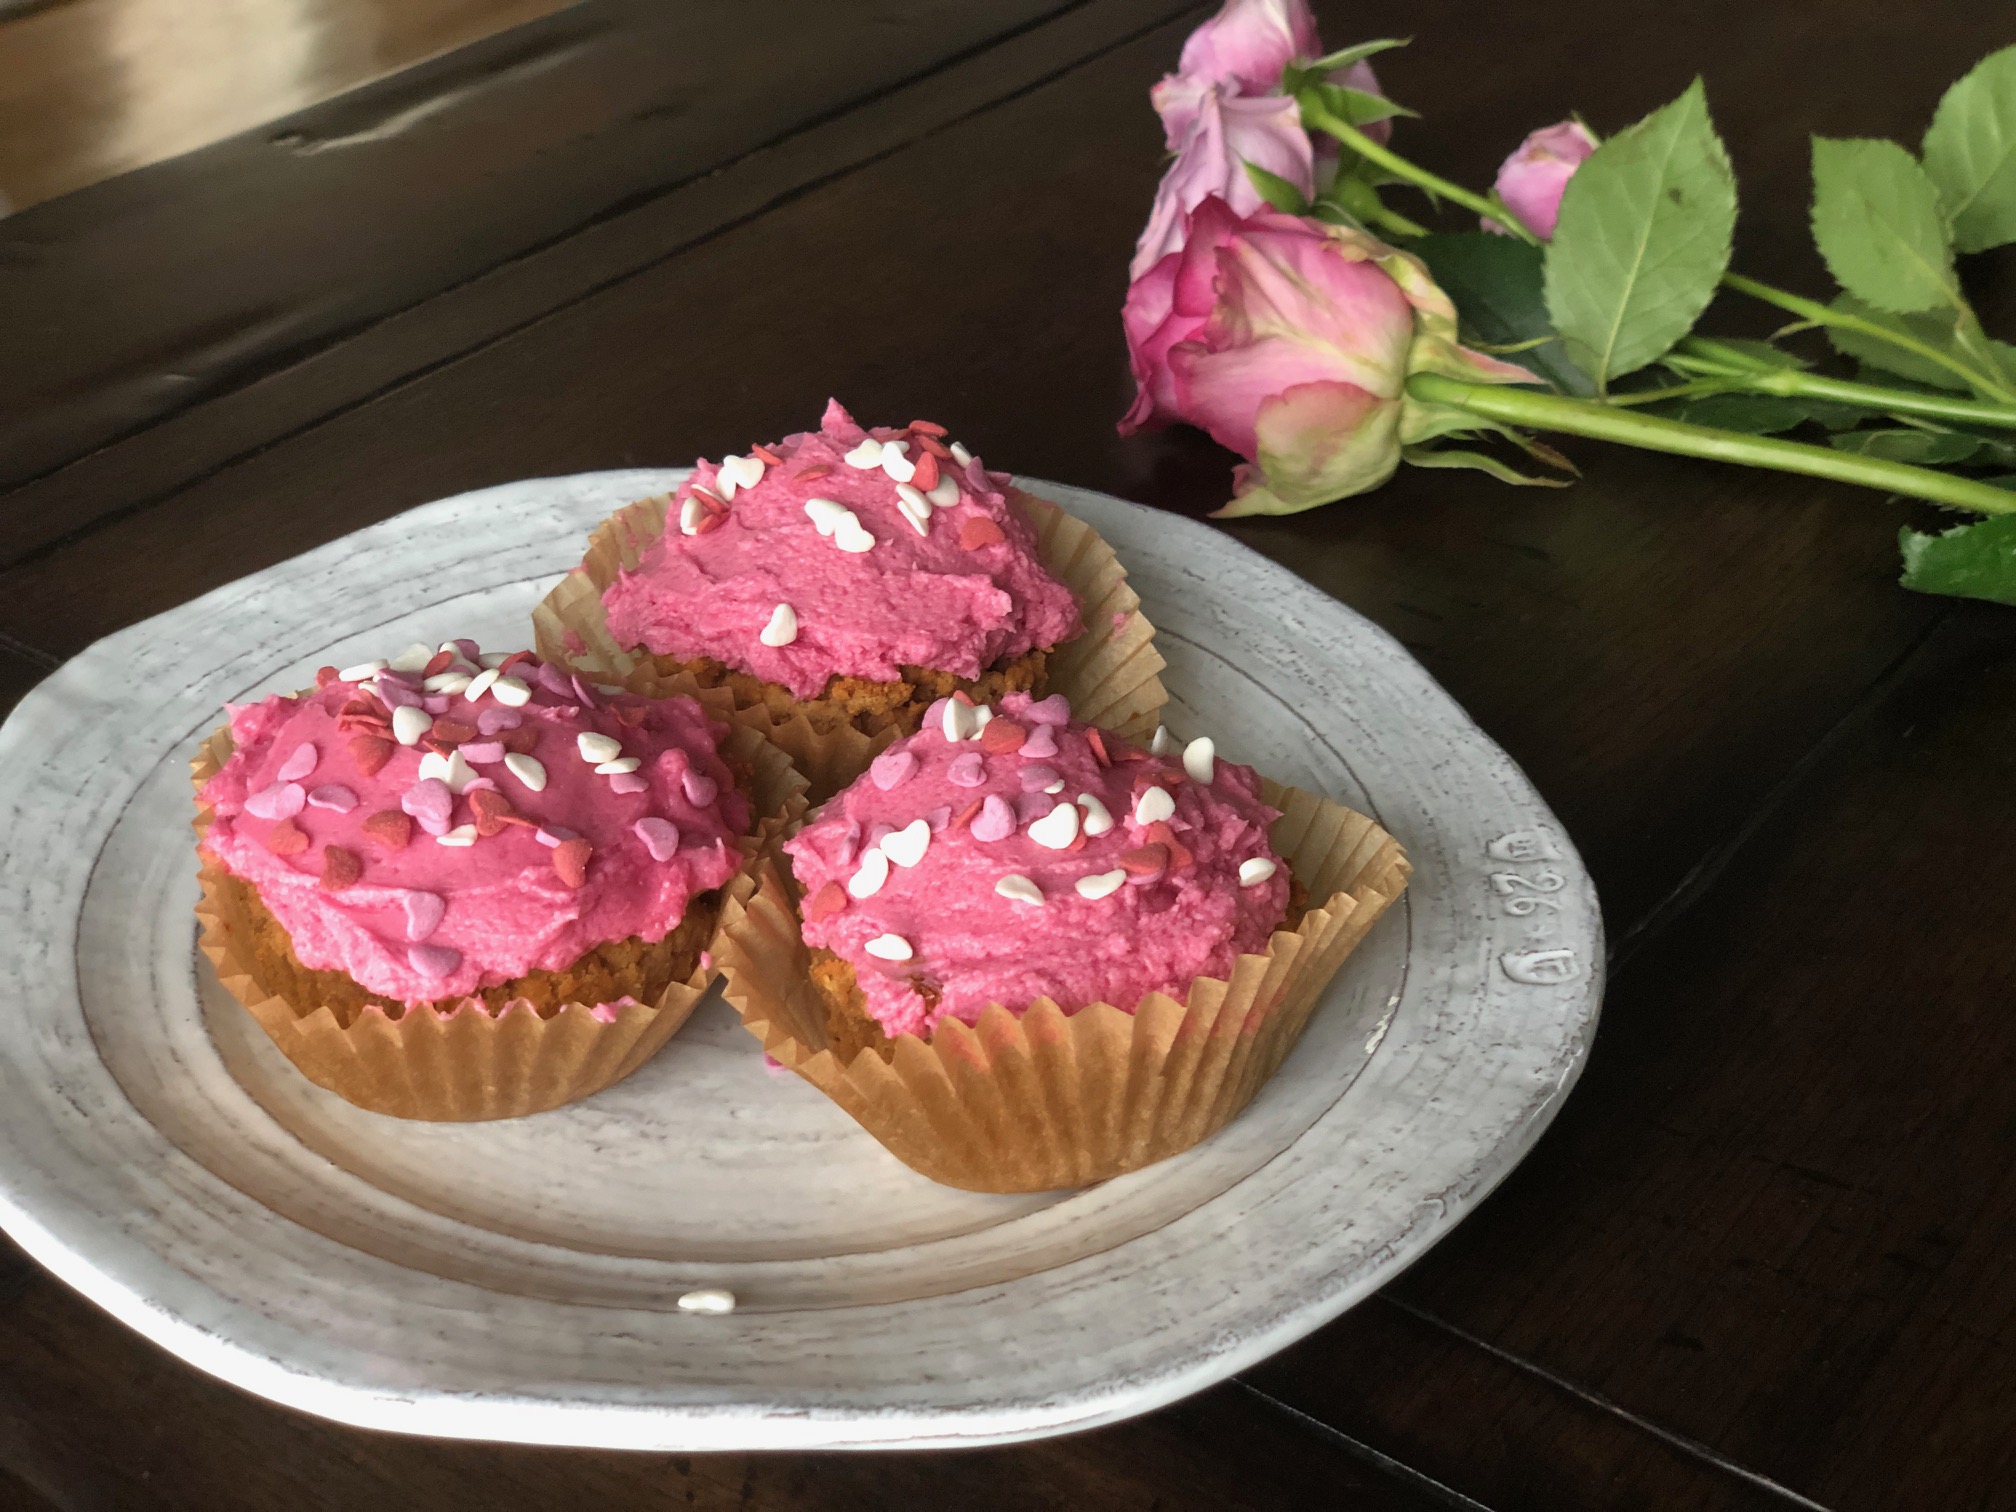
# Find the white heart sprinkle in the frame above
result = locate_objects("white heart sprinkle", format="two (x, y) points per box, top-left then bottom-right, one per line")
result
(843, 438), (884, 469)
(1134, 786), (1176, 825)
(996, 874), (1045, 907)
(879, 439), (916, 482)
(338, 659), (387, 682)
(880, 819), (931, 868)
(388, 642), (433, 674)
(391, 705), (433, 746)
(1078, 794), (1115, 836)
(760, 602), (798, 647)
(1183, 736), (1217, 783)
(677, 1288), (736, 1316)
(1043, 777), (1065, 794)
(1240, 857), (1279, 887)
(949, 442), (973, 467)
(894, 482), (932, 536)
(436, 824), (479, 847)
(926, 476), (961, 509)
(941, 699), (979, 743)
(1076, 869), (1126, 900)
(717, 453), (765, 497)
(463, 668), (500, 702)
(490, 675), (531, 707)
(577, 732), (623, 764)
(596, 757), (642, 774)
(478, 651), (511, 670)
(834, 521), (876, 553)
(973, 705), (993, 732)
(419, 749), (477, 794)
(679, 495), (708, 535)
(1027, 801), (1080, 849)
(804, 497), (849, 536)
(1150, 725), (1174, 756)
(864, 933), (913, 961)
(423, 671), (472, 695)
(847, 849), (890, 899)
(504, 753), (547, 792)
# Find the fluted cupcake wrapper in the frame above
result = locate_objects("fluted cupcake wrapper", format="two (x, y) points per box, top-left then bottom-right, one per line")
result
(532, 485), (1168, 803)
(714, 779), (1410, 1193)
(190, 684), (808, 1122)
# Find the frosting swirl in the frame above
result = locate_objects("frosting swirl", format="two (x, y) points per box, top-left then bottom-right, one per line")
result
(198, 642), (749, 1004)
(784, 693), (1288, 1038)
(601, 401), (1082, 698)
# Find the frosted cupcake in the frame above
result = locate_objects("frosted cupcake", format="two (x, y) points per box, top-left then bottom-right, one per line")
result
(716, 692), (1410, 1191)
(535, 402), (1168, 799)
(193, 638), (801, 1120)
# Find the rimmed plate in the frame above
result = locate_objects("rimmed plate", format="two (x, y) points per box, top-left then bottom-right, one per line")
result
(0, 473), (1601, 1450)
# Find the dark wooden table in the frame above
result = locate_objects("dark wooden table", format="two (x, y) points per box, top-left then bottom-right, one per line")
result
(4, 2), (2014, 1507)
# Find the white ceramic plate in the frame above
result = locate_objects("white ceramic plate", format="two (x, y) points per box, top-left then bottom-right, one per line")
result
(0, 472), (1600, 1450)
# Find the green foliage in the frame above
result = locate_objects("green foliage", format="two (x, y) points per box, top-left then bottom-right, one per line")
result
(1922, 44), (2016, 253)
(1649, 394), (1869, 435)
(1412, 233), (1594, 395)
(1826, 296), (1976, 391)
(1809, 138), (1956, 314)
(1305, 38), (1411, 73)
(1401, 443), (1571, 487)
(1543, 80), (1737, 388)
(1900, 514), (2016, 605)
(1302, 83), (1415, 131)
(1828, 427), (1985, 465)
(1243, 161), (1310, 215)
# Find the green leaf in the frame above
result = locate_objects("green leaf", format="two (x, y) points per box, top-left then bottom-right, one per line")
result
(1305, 83), (1415, 129)
(1413, 232), (1594, 395)
(1810, 137), (1957, 313)
(1401, 443), (1572, 488)
(1922, 45), (2016, 253)
(1650, 394), (1814, 433)
(1900, 514), (2016, 605)
(1243, 161), (1310, 215)
(1828, 427), (1984, 464)
(1543, 80), (1737, 387)
(1706, 338), (1811, 370)
(1826, 295), (1975, 391)
(1307, 38), (1410, 73)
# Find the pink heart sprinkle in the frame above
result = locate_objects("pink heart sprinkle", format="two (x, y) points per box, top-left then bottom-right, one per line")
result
(476, 707), (522, 734)
(870, 749), (917, 790)
(306, 784), (357, 812)
(453, 639), (481, 663)
(422, 695), (451, 714)
(461, 776), (498, 794)
(865, 821), (895, 851)
(400, 777), (453, 826)
(537, 662), (574, 697)
(925, 805), (951, 832)
(402, 890), (446, 941)
(922, 697), (951, 733)
(947, 752), (986, 788)
(681, 769), (718, 807)
(571, 674), (598, 708)
(244, 782), (305, 820)
(834, 823), (861, 868)
(1021, 724), (1059, 760)
(407, 942), (460, 980)
(609, 772), (650, 795)
(277, 742), (318, 782)
(971, 795), (1015, 842)
(1015, 792), (1052, 825)
(374, 679), (421, 708)
(1023, 694), (1071, 726)
(534, 825), (577, 848)
(1020, 764), (1061, 793)
(634, 817), (681, 861)
(459, 740), (506, 764)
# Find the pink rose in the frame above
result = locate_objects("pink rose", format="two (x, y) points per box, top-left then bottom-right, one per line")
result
(1487, 120), (1599, 240)
(1130, 87), (1314, 282)
(1151, 0), (1320, 143)
(1121, 197), (1534, 514)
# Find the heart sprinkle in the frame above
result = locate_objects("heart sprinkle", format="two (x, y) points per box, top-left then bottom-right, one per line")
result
(430, 718), (477, 745)
(596, 756), (641, 775)
(392, 705), (433, 747)
(460, 740), (506, 765)
(1183, 736), (1217, 784)
(608, 772), (649, 795)
(995, 874), (1044, 907)
(436, 825), (478, 847)
(895, 482), (932, 536)
(245, 782), (305, 820)
(912, 450), (940, 492)
(348, 735), (395, 776)
(263, 818), (309, 855)
(880, 819), (931, 868)
(1239, 857), (1278, 887)
(489, 675), (531, 708)
(760, 603), (799, 647)
(1023, 695), (1071, 726)
(1020, 723), (1059, 760)
(501, 726), (541, 754)
(468, 788), (517, 837)
(941, 698), (980, 743)
(1119, 844), (1169, 879)
(339, 659), (388, 682)
(1084, 729), (1110, 768)
(1026, 801), (1080, 850)
(805, 497), (850, 536)
(362, 810), (413, 849)
(634, 817), (681, 861)
(1150, 726), (1174, 756)
(804, 880), (848, 922)
(408, 943), (460, 980)
(1133, 786), (1176, 826)
(949, 442), (974, 467)
(276, 743), (318, 782)
(1020, 764), (1062, 794)
(1075, 869), (1126, 901)
(1078, 794), (1115, 836)
(848, 849), (891, 899)
(552, 838), (593, 887)
(306, 784), (357, 812)
(476, 706), (521, 735)
(504, 753), (547, 791)
(402, 890), (446, 941)
(870, 749), (917, 791)
(957, 516), (1005, 551)
(843, 438), (884, 469)
(463, 668), (500, 702)
(577, 731), (623, 765)
(879, 440), (916, 483)
(979, 719), (1026, 755)
(681, 769), (719, 807)
(947, 752), (986, 787)
(970, 794), (1016, 842)
(864, 933), (914, 961)
(319, 846), (362, 890)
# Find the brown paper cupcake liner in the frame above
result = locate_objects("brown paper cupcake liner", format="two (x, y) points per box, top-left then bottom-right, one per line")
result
(190, 682), (808, 1122)
(714, 778), (1410, 1192)
(532, 484), (1168, 802)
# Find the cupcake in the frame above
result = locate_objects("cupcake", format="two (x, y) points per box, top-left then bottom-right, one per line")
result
(535, 402), (1168, 799)
(716, 692), (1410, 1191)
(193, 638), (802, 1120)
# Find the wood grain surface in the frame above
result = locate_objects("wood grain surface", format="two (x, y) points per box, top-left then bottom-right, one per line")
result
(2, 0), (2013, 1506)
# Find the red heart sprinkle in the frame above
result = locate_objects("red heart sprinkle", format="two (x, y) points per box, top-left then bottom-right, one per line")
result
(953, 797), (986, 830)
(693, 487), (727, 515)
(693, 510), (727, 534)
(914, 434), (951, 459)
(264, 819), (309, 856)
(501, 726), (541, 754)
(912, 450), (939, 492)
(349, 735), (395, 775)
(315, 666), (340, 689)
(958, 516), (1005, 551)
(430, 718), (477, 745)
(793, 464), (834, 481)
(752, 443), (784, 465)
(1119, 844), (1168, 877)
(362, 810), (412, 849)
(422, 650), (454, 677)
(805, 881), (848, 923)
(907, 419), (948, 436)
(498, 650), (537, 675)
(1085, 729), (1110, 767)
(1145, 821), (1194, 870)
(468, 788), (516, 837)
(320, 846), (362, 890)
(979, 719), (1026, 754)
(340, 698), (377, 720)
(613, 701), (647, 727)
(552, 838), (592, 889)
(1066, 828), (1089, 853)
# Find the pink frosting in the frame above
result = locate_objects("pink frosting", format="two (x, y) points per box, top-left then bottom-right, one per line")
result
(784, 693), (1289, 1038)
(601, 401), (1082, 698)
(198, 646), (750, 1005)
